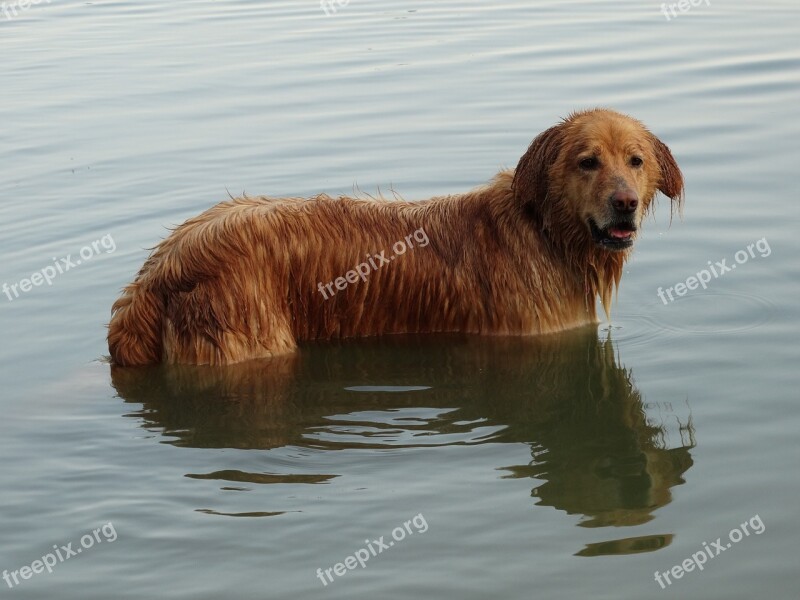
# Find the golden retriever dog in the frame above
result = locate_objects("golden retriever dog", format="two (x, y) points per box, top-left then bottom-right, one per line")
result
(108, 108), (683, 366)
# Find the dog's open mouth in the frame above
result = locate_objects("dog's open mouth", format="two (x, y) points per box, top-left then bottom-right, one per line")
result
(589, 219), (637, 250)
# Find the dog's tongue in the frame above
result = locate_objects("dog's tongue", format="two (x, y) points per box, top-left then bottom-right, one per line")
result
(608, 228), (632, 240)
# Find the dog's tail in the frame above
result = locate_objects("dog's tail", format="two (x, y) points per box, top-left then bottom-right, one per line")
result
(108, 281), (165, 366)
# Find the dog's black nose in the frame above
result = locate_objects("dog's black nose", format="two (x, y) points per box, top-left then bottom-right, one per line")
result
(611, 189), (639, 213)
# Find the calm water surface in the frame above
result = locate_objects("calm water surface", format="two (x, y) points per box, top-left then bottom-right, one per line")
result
(1, 1), (799, 598)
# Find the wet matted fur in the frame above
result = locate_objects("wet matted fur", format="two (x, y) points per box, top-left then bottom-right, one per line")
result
(108, 108), (683, 365)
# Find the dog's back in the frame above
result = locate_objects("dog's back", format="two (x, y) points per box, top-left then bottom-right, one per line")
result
(109, 173), (585, 365)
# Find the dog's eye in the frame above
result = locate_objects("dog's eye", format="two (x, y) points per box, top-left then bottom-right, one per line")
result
(579, 157), (599, 170)
(630, 156), (644, 167)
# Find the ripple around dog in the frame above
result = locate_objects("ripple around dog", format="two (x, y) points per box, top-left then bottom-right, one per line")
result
(640, 291), (775, 335)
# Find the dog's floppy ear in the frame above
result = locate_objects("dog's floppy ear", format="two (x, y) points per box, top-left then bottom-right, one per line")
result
(651, 135), (684, 209)
(512, 123), (566, 211)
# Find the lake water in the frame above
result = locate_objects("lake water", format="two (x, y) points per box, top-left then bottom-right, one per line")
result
(1, 1), (799, 598)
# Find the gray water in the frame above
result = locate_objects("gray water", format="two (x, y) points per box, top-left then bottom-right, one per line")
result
(1, 1), (799, 598)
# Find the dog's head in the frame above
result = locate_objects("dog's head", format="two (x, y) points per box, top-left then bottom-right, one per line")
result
(512, 109), (684, 253)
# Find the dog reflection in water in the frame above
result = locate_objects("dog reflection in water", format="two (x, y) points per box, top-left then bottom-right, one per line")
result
(112, 328), (694, 544)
